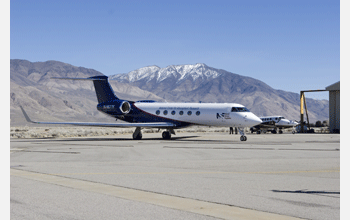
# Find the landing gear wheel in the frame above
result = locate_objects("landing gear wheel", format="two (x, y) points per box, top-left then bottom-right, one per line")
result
(237, 128), (247, 141)
(162, 131), (171, 139)
(240, 136), (247, 141)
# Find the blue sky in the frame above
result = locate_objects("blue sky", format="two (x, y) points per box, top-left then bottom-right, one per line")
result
(10, 0), (340, 100)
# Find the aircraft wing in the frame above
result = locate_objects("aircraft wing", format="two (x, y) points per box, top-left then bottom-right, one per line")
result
(19, 106), (175, 128)
(252, 121), (276, 128)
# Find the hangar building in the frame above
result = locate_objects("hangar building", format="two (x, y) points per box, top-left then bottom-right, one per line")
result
(326, 81), (340, 133)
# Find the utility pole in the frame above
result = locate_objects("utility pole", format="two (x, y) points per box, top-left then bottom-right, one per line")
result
(300, 89), (326, 133)
(300, 91), (304, 133)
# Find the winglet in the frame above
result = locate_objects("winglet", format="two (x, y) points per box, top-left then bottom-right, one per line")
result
(19, 105), (35, 123)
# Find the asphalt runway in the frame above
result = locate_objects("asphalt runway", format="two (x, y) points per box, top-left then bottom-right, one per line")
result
(10, 132), (340, 220)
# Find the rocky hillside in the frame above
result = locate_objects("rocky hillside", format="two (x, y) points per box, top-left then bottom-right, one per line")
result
(10, 59), (164, 126)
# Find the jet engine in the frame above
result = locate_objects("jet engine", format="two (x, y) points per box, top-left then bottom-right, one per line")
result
(97, 100), (131, 115)
(119, 101), (131, 114)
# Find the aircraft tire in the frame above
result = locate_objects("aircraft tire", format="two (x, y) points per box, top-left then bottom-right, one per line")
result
(240, 136), (247, 141)
(162, 131), (171, 140)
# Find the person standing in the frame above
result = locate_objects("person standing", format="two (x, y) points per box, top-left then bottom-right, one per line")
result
(229, 127), (234, 134)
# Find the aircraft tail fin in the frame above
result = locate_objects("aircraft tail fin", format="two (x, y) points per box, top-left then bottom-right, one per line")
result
(52, 75), (118, 103)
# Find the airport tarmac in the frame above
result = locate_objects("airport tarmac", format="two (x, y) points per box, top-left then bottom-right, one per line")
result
(10, 132), (340, 220)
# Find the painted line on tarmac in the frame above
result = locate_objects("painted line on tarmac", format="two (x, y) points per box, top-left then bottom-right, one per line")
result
(11, 168), (303, 220)
(34, 169), (340, 176)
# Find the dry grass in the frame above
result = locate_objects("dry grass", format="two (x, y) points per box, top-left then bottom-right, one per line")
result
(10, 126), (250, 139)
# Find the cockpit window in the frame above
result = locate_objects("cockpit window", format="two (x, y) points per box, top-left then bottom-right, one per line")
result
(231, 107), (250, 112)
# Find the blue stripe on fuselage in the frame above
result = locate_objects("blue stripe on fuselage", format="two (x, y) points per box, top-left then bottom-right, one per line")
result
(98, 101), (192, 128)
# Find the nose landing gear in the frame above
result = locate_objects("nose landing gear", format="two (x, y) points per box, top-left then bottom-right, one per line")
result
(240, 135), (247, 141)
(237, 128), (247, 141)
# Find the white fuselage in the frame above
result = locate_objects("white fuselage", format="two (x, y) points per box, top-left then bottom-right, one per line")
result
(260, 116), (299, 128)
(134, 102), (262, 128)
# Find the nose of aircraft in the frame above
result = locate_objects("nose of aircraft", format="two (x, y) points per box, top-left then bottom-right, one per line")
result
(291, 120), (299, 125)
(247, 113), (262, 126)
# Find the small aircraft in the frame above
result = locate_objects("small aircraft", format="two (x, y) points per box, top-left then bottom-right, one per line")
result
(250, 116), (299, 134)
(20, 75), (262, 141)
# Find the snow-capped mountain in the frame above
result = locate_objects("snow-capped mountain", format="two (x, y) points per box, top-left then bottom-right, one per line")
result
(110, 63), (329, 122)
(110, 63), (223, 84)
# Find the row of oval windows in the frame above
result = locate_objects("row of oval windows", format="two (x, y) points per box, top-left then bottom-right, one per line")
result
(156, 110), (200, 116)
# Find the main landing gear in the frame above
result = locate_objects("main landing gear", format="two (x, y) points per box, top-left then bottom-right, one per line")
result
(132, 127), (142, 140)
(132, 127), (175, 140)
(162, 131), (171, 139)
(237, 127), (247, 141)
(162, 129), (175, 140)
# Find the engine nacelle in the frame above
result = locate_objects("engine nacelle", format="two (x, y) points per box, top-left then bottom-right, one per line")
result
(97, 100), (131, 115)
(119, 101), (131, 114)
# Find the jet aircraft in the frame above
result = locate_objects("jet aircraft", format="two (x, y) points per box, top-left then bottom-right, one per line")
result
(20, 75), (262, 141)
(250, 116), (299, 134)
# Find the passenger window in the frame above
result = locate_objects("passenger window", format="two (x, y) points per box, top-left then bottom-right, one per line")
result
(171, 110), (176, 115)
(179, 111), (184, 115)
(196, 111), (200, 116)
(156, 110), (160, 115)
(187, 111), (192, 116)
(163, 110), (168, 115)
